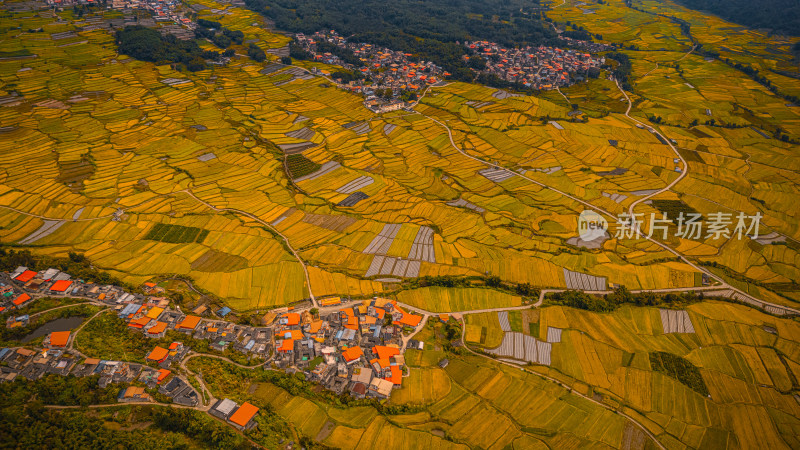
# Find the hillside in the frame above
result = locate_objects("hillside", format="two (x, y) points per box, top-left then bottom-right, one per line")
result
(674, 0), (800, 35)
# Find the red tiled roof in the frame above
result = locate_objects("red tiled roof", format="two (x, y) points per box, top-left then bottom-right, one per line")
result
(50, 280), (72, 292)
(15, 270), (37, 283)
(12, 293), (31, 306)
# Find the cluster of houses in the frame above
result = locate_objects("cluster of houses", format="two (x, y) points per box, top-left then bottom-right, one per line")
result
(271, 297), (423, 399)
(44, 0), (193, 28)
(296, 31), (449, 103)
(2, 265), (426, 406)
(0, 334), (200, 408)
(463, 40), (605, 90)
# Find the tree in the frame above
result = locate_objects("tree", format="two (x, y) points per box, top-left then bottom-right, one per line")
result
(280, 56), (292, 65)
(247, 43), (266, 62)
(485, 275), (502, 288)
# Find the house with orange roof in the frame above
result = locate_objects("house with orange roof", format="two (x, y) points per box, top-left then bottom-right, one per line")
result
(277, 339), (295, 353)
(14, 270), (37, 284)
(49, 279), (73, 294)
(372, 345), (400, 361)
(157, 369), (171, 383)
(228, 402), (259, 431)
(145, 307), (164, 320)
(281, 312), (300, 326)
(342, 346), (363, 364)
(12, 293), (31, 307)
(147, 346), (169, 364)
(128, 317), (151, 329)
(387, 365), (402, 385)
(147, 321), (167, 338)
(175, 315), (201, 332)
(47, 331), (70, 348)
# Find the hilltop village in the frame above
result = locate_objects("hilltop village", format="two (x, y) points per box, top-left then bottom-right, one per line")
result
(0, 265), (426, 430)
(463, 40), (605, 90)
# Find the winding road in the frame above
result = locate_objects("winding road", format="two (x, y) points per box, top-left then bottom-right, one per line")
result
(411, 83), (800, 316)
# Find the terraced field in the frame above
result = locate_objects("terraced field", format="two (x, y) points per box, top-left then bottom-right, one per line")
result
(0, 0), (798, 314)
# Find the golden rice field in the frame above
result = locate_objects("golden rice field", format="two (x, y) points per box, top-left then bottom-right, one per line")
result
(522, 300), (800, 449)
(0, 0), (798, 312)
(395, 286), (523, 312)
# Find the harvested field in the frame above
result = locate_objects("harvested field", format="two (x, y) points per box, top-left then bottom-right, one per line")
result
(365, 255), (420, 278)
(407, 226), (436, 263)
(446, 198), (485, 213)
(602, 192), (628, 203)
(259, 63), (283, 75)
(659, 309), (695, 334)
(363, 224), (401, 255)
(492, 90), (519, 99)
(498, 311), (511, 332)
(271, 208), (297, 226)
(278, 142), (319, 154)
(566, 231), (610, 249)
(286, 127), (315, 140)
(487, 331), (552, 365)
(383, 124), (397, 135)
(478, 167), (515, 183)
(301, 213), (357, 232)
(18, 220), (64, 244)
(620, 422), (648, 450)
(337, 192), (369, 207)
(549, 121), (564, 130)
(563, 269), (607, 290)
(343, 121), (371, 135)
(336, 176), (374, 194)
(546, 327), (562, 343)
(197, 152), (216, 162)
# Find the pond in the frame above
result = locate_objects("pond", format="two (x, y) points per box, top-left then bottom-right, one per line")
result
(21, 316), (85, 343)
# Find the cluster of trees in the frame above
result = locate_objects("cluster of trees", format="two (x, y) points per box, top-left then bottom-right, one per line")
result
(115, 26), (216, 71)
(243, 0), (559, 80)
(0, 249), (127, 288)
(675, 0), (799, 36)
(649, 351), (710, 396)
(0, 379), (248, 448)
(248, 43), (266, 62)
(547, 286), (704, 312)
(195, 18), (245, 50)
(603, 51), (632, 90)
(315, 41), (363, 67)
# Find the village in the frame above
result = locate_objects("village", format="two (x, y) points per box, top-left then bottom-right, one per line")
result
(463, 40), (606, 90)
(296, 31), (449, 112)
(0, 264), (428, 430)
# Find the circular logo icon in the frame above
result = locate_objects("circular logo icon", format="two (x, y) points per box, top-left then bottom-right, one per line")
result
(578, 210), (608, 241)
